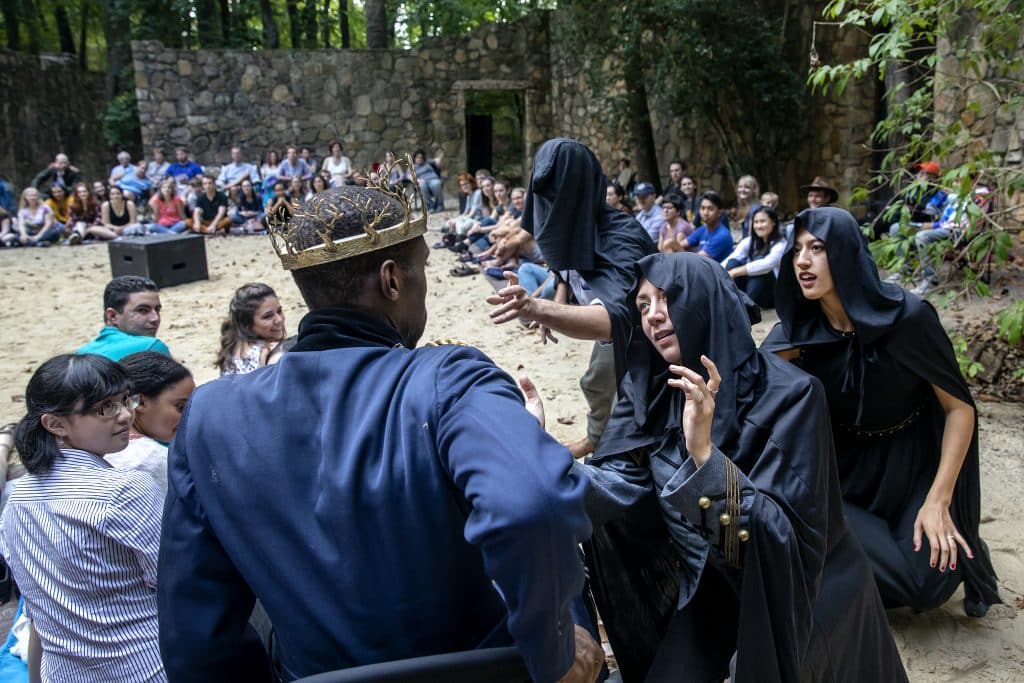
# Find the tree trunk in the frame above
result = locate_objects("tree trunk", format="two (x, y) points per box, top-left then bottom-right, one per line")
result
(285, 0), (299, 47)
(101, 0), (133, 101)
(54, 4), (76, 54)
(321, 0), (331, 47)
(259, 0), (280, 48)
(218, 0), (231, 45)
(364, 0), (386, 48)
(22, 0), (40, 54)
(78, 0), (88, 67)
(338, 0), (349, 48)
(622, 52), (659, 192)
(197, 0), (223, 47)
(1, 0), (21, 51)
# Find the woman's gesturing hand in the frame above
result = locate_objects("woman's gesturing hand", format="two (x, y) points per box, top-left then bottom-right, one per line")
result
(914, 499), (973, 573)
(667, 355), (721, 466)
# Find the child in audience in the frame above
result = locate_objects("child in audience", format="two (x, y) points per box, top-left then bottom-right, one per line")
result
(215, 283), (286, 376)
(264, 181), (291, 230)
(106, 351), (195, 493)
(0, 354), (166, 681)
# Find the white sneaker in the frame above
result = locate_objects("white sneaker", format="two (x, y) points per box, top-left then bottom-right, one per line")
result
(910, 279), (931, 295)
(884, 272), (903, 283)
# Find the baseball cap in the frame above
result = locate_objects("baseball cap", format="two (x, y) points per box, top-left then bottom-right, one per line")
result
(913, 160), (941, 175)
(634, 182), (656, 197)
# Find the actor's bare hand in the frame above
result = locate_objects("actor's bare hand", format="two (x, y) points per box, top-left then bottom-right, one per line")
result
(487, 272), (537, 324)
(914, 499), (973, 573)
(668, 355), (721, 466)
(557, 625), (604, 683)
(518, 372), (545, 429)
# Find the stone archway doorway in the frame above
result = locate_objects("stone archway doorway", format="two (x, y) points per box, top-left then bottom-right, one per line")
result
(454, 80), (531, 188)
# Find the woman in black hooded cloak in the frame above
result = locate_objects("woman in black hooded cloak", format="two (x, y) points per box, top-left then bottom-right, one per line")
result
(762, 206), (1000, 618)
(579, 252), (906, 682)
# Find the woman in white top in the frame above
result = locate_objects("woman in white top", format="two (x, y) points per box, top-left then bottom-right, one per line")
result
(106, 351), (195, 493)
(215, 283), (286, 376)
(322, 140), (354, 187)
(722, 205), (786, 309)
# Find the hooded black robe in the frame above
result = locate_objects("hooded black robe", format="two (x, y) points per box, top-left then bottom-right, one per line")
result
(522, 138), (656, 381)
(762, 206), (1000, 616)
(581, 253), (906, 682)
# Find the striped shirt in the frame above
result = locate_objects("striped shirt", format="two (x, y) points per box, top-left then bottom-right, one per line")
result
(0, 448), (166, 682)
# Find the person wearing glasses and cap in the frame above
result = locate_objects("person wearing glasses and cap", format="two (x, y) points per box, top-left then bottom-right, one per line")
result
(158, 179), (603, 683)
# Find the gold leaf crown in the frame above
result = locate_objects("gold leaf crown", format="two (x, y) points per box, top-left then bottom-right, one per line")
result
(268, 155), (428, 270)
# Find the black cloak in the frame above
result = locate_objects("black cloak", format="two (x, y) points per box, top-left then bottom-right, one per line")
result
(762, 206), (1001, 614)
(583, 253), (906, 682)
(522, 138), (656, 380)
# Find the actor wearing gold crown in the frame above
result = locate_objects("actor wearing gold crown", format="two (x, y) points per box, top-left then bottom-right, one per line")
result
(157, 170), (604, 683)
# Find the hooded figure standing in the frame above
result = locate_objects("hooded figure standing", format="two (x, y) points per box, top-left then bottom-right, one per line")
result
(575, 253), (907, 682)
(488, 139), (656, 457)
(763, 207), (1001, 618)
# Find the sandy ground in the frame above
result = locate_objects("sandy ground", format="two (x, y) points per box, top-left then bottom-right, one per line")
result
(0, 213), (1020, 679)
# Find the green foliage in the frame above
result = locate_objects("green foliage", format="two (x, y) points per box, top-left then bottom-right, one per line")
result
(395, 0), (552, 46)
(100, 87), (141, 151)
(951, 335), (985, 379)
(997, 300), (1024, 347)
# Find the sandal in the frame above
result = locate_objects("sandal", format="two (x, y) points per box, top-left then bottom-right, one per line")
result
(449, 263), (479, 277)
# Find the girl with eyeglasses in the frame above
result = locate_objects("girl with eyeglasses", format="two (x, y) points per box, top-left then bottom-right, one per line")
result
(1, 354), (166, 681)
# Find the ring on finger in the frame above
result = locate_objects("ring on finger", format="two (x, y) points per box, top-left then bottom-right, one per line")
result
(946, 535), (955, 541)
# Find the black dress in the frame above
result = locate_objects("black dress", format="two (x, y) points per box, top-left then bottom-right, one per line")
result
(764, 206), (1001, 617)
(582, 253), (907, 682)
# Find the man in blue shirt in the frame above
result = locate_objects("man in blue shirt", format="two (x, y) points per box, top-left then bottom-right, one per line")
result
(158, 184), (603, 682)
(117, 161), (154, 204)
(77, 276), (171, 361)
(686, 190), (735, 262)
(165, 146), (204, 194)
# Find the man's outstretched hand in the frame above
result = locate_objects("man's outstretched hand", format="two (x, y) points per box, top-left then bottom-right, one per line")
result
(487, 272), (537, 324)
(517, 372), (545, 429)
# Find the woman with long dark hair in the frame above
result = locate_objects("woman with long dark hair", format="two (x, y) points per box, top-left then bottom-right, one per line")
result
(215, 283), (286, 376)
(722, 205), (786, 308)
(106, 351), (195, 492)
(763, 206), (1001, 618)
(0, 354), (165, 681)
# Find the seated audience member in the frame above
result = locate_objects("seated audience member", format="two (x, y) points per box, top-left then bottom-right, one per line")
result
(66, 183), (104, 244)
(231, 179), (265, 234)
(16, 187), (61, 247)
(158, 184), (599, 682)
(78, 276), (171, 360)
(579, 252), (907, 682)
(185, 176), (203, 213)
(188, 176), (231, 235)
(93, 180), (109, 205)
(45, 184), (71, 232)
(886, 160), (947, 239)
(259, 149), (281, 183)
(278, 145), (314, 182)
(679, 175), (701, 225)
(286, 175), (305, 203)
(215, 283), (286, 376)
(733, 174), (761, 238)
(663, 159), (685, 198)
(301, 146), (318, 174)
(616, 158), (636, 196)
(166, 147), (204, 195)
(908, 183), (993, 295)
(109, 150), (134, 185)
(2, 354), (166, 682)
(722, 205), (786, 308)
(106, 352), (195, 493)
(146, 147), (170, 185)
(801, 176), (838, 210)
(657, 194), (694, 253)
(148, 179), (188, 234)
(96, 186), (146, 240)
(0, 207), (12, 247)
(606, 181), (632, 214)
(413, 148), (445, 212)
(31, 153), (81, 195)
(633, 182), (661, 242)
(118, 160), (155, 205)
(760, 191), (779, 211)
(492, 180), (512, 219)
(304, 174), (329, 201)
(686, 191), (734, 261)
(474, 168), (491, 188)
(322, 141), (355, 187)
(217, 146), (260, 202)
(264, 180), (292, 230)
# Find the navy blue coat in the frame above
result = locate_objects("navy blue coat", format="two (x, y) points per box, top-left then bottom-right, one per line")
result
(158, 308), (591, 682)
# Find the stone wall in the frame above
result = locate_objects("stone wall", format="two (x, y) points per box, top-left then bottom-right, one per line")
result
(0, 50), (109, 189)
(131, 14), (553, 192)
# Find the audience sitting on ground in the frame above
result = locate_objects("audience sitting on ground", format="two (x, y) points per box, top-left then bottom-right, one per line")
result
(685, 190), (734, 261)
(300, 146), (318, 174)
(31, 153), (81, 196)
(217, 146), (260, 203)
(286, 175), (305, 203)
(264, 180), (292, 229)
(657, 194), (694, 253)
(148, 178), (188, 234)
(15, 187), (61, 247)
(278, 145), (314, 182)
(106, 351), (195, 493)
(678, 174), (701, 225)
(166, 147), (204, 195)
(92, 180), (108, 205)
(733, 174), (761, 237)
(185, 176), (204, 213)
(606, 181), (632, 214)
(118, 160), (154, 205)
(760, 191), (779, 211)
(633, 182), (661, 242)
(67, 183), (104, 244)
(215, 282), (286, 376)
(0, 207), (11, 247)
(146, 147), (169, 185)
(45, 184), (71, 232)
(188, 176), (231, 235)
(615, 157), (636, 195)
(77, 275), (170, 360)
(305, 174), (329, 201)
(662, 159), (686, 198)
(1, 354), (166, 682)
(722, 205), (786, 309)
(231, 178), (265, 234)
(260, 149), (281, 183)
(413, 149), (445, 212)
(108, 151), (134, 186)
(96, 185), (145, 240)
(885, 160), (947, 240)
(322, 141), (354, 187)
